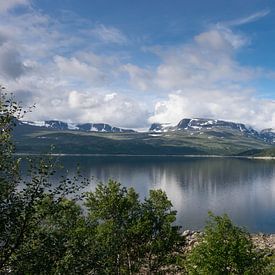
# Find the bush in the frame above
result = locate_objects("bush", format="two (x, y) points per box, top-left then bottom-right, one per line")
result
(185, 212), (270, 274)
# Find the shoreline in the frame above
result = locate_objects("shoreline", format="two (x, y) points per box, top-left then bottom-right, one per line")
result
(12, 153), (275, 160)
(182, 230), (275, 254)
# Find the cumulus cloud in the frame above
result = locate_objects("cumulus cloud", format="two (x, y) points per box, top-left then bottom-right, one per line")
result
(67, 90), (148, 127)
(54, 56), (107, 85)
(153, 27), (255, 91)
(123, 25), (275, 129)
(194, 27), (247, 51)
(0, 8), (147, 128)
(1, 5), (275, 130)
(125, 26), (254, 93)
(149, 88), (275, 130)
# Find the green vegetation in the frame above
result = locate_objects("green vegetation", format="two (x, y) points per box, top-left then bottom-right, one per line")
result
(8, 180), (184, 274)
(185, 213), (270, 274)
(0, 89), (88, 272)
(85, 182), (184, 273)
(1, 90), (274, 274)
(13, 124), (271, 156)
(253, 147), (275, 157)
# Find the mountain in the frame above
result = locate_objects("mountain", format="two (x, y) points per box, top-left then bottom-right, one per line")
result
(259, 128), (275, 143)
(19, 120), (135, 133)
(11, 117), (275, 156)
(149, 118), (275, 144)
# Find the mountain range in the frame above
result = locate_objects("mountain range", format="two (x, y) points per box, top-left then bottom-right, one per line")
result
(13, 118), (275, 156)
(20, 120), (135, 133)
(149, 118), (275, 144)
(19, 118), (275, 144)
(18, 118), (275, 143)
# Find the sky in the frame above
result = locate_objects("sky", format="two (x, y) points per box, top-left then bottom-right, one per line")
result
(1, 0), (275, 130)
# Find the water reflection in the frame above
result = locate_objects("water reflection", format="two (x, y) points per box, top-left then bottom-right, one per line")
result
(22, 156), (275, 233)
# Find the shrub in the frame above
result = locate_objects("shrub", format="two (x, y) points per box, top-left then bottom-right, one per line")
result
(185, 212), (270, 274)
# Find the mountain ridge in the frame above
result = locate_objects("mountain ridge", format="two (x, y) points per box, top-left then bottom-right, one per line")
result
(18, 117), (275, 144)
(13, 117), (273, 156)
(149, 118), (275, 144)
(20, 120), (135, 133)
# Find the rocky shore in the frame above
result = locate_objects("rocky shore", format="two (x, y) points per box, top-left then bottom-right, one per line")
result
(182, 230), (275, 255)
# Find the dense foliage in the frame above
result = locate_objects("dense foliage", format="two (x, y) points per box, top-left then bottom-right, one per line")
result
(85, 182), (184, 273)
(0, 88), (87, 272)
(185, 212), (270, 274)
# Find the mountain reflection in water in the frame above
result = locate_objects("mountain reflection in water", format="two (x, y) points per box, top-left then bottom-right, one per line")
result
(21, 156), (275, 233)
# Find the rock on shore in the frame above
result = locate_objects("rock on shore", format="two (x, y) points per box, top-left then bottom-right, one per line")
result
(182, 230), (275, 255)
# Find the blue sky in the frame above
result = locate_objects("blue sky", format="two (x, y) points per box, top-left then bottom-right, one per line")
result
(1, 0), (275, 130)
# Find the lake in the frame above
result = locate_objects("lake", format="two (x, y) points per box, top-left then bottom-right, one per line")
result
(23, 155), (275, 233)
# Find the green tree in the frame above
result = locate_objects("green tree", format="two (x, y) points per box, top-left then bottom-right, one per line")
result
(141, 189), (183, 272)
(85, 181), (184, 274)
(185, 212), (270, 275)
(10, 196), (98, 274)
(85, 181), (144, 274)
(0, 88), (88, 272)
(0, 89), (27, 269)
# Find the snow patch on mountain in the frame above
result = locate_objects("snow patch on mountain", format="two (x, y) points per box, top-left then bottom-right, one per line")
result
(149, 118), (275, 144)
(22, 121), (46, 127)
(20, 120), (135, 133)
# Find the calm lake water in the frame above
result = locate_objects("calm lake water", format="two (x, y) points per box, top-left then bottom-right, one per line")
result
(24, 156), (275, 233)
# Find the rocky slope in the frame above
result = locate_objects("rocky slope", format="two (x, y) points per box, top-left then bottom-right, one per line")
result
(149, 118), (275, 144)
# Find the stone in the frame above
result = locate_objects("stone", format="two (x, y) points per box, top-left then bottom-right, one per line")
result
(182, 230), (191, 237)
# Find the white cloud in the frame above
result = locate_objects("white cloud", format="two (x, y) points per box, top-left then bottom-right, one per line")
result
(122, 64), (153, 91)
(67, 90), (148, 127)
(1, 5), (275, 131)
(124, 26), (254, 93)
(89, 24), (128, 44)
(224, 9), (270, 27)
(54, 56), (107, 85)
(194, 27), (247, 50)
(149, 88), (275, 130)
(0, 0), (29, 13)
(123, 26), (275, 129)
(0, 8), (143, 128)
(153, 27), (255, 91)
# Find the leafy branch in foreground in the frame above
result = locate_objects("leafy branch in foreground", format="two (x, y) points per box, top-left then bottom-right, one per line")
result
(0, 88), (88, 271)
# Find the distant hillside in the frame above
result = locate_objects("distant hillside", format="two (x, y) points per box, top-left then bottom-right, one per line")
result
(243, 148), (275, 157)
(149, 118), (275, 144)
(20, 120), (135, 133)
(12, 117), (273, 156)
